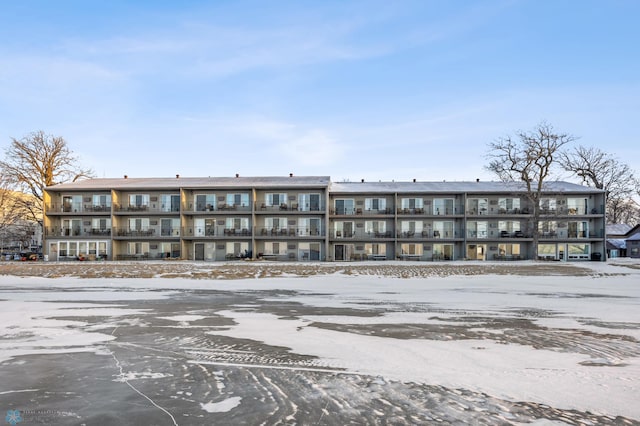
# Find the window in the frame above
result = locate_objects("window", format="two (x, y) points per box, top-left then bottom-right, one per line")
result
(161, 194), (180, 212)
(400, 244), (423, 255)
(194, 218), (216, 236)
(298, 218), (321, 236)
(264, 242), (286, 255)
(98, 242), (107, 257)
(365, 198), (387, 212)
(433, 221), (453, 238)
(568, 243), (590, 259)
(365, 221), (386, 234)
(498, 243), (521, 256)
(334, 221), (354, 238)
(538, 244), (556, 258)
(334, 199), (355, 215)
(400, 221), (422, 235)
(226, 217), (249, 230)
(92, 194), (111, 209)
(266, 193), (287, 207)
(364, 243), (386, 256)
(433, 198), (454, 215)
(161, 218), (180, 236)
(299, 194), (321, 211)
(128, 218), (150, 231)
(226, 193), (249, 207)
(467, 221), (488, 238)
(400, 198), (424, 211)
(498, 198), (520, 213)
(62, 195), (82, 212)
(298, 242), (321, 260)
(433, 244), (453, 260)
(92, 218), (111, 231)
(498, 221), (521, 235)
(539, 221), (558, 236)
(127, 242), (149, 255)
(195, 194), (216, 211)
(568, 221), (588, 238)
(540, 198), (557, 213)
(265, 217), (287, 231)
(567, 198), (587, 215)
(129, 194), (149, 208)
(159, 242), (180, 258)
(62, 219), (82, 236)
(227, 242), (249, 256)
(467, 198), (488, 215)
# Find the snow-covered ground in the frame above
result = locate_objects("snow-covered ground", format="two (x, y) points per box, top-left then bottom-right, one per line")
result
(0, 260), (638, 425)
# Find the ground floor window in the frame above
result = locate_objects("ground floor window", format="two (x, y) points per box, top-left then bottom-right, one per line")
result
(567, 243), (590, 260)
(498, 243), (520, 256)
(263, 242), (286, 255)
(226, 242), (249, 258)
(538, 244), (556, 259)
(50, 241), (108, 260)
(400, 243), (423, 256)
(128, 242), (149, 256)
(365, 243), (386, 256)
(466, 244), (486, 260)
(433, 244), (453, 260)
(298, 242), (321, 261)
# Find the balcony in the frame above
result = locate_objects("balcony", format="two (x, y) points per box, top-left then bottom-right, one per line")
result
(183, 203), (253, 214)
(46, 204), (111, 214)
(499, 230), (526, 238)
(44, 227), (111, 238)
(113, 204), (182, 214)
(256, 227), (324, 238)
(397, 208), (426, 215)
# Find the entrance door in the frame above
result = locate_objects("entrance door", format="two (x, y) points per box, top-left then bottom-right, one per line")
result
(334, 244), (353, 261)
(195, 243), (205, 260)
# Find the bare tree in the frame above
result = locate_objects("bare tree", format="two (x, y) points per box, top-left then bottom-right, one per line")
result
(0, 130), (94, 222)
(0, 172), (37, 252)
(559, 146), (639, 224)
(486, 122), (576, 258)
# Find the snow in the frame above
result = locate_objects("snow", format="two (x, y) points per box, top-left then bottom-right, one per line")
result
(0, 259), (639, 420)
(200, 396), (242, 413)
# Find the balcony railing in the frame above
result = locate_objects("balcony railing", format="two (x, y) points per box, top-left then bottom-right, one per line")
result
(256, 203), (325, 212)
(184, 203), (252, 212)
(112, 227), (180, 237)
(256, 227), (324, 237)
(44, 227), (111, 237)
(113, 204), (182, 214)
(46, 204), (111, 214)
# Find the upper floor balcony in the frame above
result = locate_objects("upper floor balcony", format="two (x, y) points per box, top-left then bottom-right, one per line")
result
(182, 202), (253, 214)
(46, 203), (111, 215)
(113, 203), (181, 215)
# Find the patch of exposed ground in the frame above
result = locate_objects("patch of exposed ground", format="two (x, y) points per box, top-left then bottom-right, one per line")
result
(0, 260), (602, 280)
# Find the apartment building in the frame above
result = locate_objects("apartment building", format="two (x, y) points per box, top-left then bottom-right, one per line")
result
(43, 176), (606, 262)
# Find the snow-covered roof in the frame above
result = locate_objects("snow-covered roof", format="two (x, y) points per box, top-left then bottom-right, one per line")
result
(627, 233), (640, 241)
(606, 239), (626, 249)
(329, 180), (600, 194)
(47, 176), (331, 191)
(606, 224), (632, 236)
(47, 176), (602, 195)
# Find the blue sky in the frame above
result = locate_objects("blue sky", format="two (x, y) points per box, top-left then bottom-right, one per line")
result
(1, 0), (638, 183)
